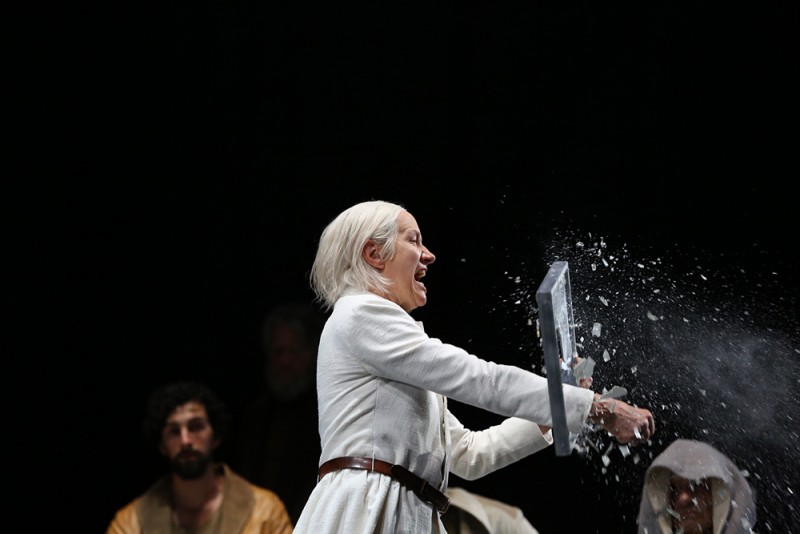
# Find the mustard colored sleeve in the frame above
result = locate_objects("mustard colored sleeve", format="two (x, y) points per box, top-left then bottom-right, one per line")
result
(249, 486), (294, 534)
(105, 501), (141, 534)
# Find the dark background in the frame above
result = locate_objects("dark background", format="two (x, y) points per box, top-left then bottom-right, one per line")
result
(10, 2), (798, 532)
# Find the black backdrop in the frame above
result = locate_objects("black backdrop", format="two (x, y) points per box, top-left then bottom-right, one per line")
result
(10, 2), (799, 533)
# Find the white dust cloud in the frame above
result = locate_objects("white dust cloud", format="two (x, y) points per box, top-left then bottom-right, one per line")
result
(503, 227), (799, 532)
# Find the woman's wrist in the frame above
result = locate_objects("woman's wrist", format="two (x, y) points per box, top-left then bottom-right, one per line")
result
(588, 395), (614, 424)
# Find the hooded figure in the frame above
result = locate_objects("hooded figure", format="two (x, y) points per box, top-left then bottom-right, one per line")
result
(637, 439), (756, 534)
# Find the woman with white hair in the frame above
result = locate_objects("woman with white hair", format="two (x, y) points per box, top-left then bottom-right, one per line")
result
(294, 199), (656, 533)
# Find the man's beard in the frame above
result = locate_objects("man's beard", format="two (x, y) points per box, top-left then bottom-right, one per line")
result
(170, 449), (212, 480)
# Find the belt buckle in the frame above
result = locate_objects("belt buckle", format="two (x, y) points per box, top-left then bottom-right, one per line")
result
(437, 495), (451, 514)
(389, 463), (450, 514)
(419, 481), (450, 514)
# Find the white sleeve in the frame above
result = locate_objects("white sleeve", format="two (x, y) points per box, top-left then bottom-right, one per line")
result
(347, 296), (593, 431)
(446, 410), (554, 480)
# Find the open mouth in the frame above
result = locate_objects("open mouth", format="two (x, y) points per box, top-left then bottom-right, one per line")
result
(414, 269), (427, 289)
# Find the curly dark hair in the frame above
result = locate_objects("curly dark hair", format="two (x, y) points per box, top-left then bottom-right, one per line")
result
(141, 381), (230, 450)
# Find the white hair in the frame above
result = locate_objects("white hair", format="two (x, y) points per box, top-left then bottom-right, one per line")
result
(309, 200), (405, 311)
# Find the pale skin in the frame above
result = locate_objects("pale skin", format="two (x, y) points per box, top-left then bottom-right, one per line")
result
(159, 402), (224, 528)
(362, 210), (435, 313)
(362, 209), (655, 445)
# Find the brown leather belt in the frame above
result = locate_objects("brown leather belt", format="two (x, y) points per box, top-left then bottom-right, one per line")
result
(318, 456), (450, 514)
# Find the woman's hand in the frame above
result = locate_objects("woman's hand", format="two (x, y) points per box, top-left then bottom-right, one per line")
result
(588, 396), (655, 445)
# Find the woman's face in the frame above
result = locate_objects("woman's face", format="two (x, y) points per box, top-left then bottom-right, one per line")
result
(380, 210), (436, 312)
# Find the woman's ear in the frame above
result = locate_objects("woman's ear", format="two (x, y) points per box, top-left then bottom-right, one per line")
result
(362, 239), (385, 270)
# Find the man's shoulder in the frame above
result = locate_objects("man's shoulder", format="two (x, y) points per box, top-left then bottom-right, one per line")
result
(248, 483), (284, 503)
(105, 498), (142, 534)
(224, 464), (280, 500)
(222, 465), (292, 532)
(106, 476), (171, 533)
(245, 484), (292, 532)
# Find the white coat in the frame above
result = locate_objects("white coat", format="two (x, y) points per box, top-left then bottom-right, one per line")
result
(293, 291), (594, 533)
